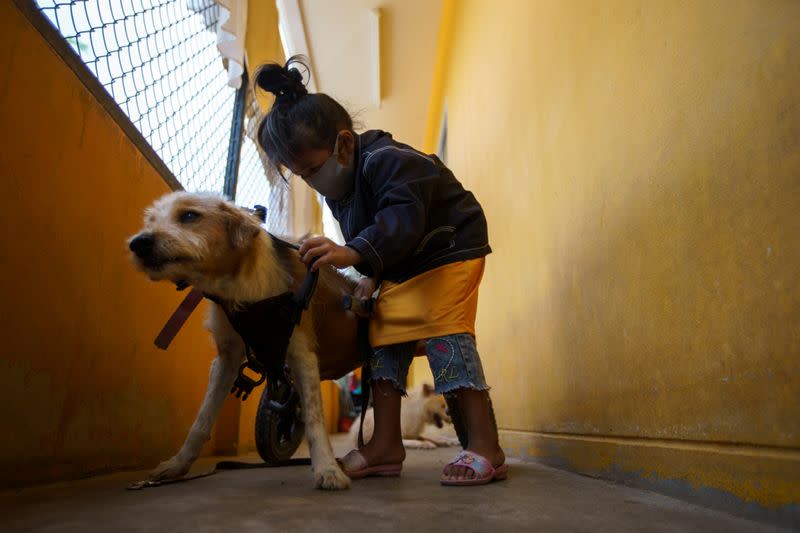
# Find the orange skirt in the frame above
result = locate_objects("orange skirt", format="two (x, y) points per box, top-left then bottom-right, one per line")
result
(368, 258), (485, 348)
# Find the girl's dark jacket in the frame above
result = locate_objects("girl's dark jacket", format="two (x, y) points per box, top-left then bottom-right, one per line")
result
(327, 130), (491, 283)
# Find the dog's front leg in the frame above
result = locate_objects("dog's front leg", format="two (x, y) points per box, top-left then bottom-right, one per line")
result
(149, 306), (244, 481)
(288, 333), (350, 490)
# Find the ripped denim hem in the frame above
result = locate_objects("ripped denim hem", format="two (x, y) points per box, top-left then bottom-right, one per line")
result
(369, 377), (408, 397)
(435, 382), (491, 395)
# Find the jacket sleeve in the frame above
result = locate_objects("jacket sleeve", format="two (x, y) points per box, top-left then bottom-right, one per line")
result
(345, 150), (439, 277)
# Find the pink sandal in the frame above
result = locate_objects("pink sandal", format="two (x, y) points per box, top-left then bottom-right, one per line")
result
(440, 451), (508, 486)
(339, 449), (403, 480)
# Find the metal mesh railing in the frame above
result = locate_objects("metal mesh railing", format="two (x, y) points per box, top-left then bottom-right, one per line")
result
(33, 0), (287, 230)
(236, 90), (290, 235)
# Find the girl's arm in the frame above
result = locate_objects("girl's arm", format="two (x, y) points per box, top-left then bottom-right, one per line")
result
(299, 236), (362, 271)
(299, 149), (438, 275)
(344, 150), (439, 277)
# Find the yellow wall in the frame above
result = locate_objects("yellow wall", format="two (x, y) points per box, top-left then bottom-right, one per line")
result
(300, 0), (442, 150)
(425, 0), (800, 516)
(0, 2), (229, 486)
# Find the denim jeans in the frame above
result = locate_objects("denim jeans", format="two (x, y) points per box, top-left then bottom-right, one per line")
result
(370, 333), (490, 394)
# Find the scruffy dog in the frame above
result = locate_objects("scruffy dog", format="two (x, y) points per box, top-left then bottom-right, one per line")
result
(128, 191), (360, 490)
(350, 384), (460, 449)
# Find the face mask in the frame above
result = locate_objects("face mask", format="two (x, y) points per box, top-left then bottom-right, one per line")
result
(305, 136), (355, 200)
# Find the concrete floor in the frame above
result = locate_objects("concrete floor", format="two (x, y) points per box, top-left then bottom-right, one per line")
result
(0, 437), (785, 533)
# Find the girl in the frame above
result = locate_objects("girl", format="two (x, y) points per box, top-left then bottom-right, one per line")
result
(255, 56), (506, 486)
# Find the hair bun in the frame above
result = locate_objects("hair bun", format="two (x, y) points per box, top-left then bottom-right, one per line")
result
(254, 55), (309, 102)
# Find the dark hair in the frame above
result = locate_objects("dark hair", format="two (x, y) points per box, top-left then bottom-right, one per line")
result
(254, 55), (354, 173)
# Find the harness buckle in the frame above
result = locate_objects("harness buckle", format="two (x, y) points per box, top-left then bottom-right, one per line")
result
(231, 353), (267, 401)
(231, 364), (266, 401)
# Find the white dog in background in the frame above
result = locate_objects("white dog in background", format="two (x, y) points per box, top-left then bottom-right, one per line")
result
(350, 384), (460, 449)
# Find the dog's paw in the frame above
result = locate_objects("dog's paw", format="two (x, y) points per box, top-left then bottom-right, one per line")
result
(148, 456), (191, 481)
(313, 465), (351, 490)
(436, 436), (461, 447)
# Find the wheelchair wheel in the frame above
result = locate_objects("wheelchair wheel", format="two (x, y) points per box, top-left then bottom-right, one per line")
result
(255, 380), (305, 462)
(444, 393), (498, 449)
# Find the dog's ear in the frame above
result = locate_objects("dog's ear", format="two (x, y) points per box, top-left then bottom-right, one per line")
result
(219, 202), (261, 248)
(422, 383), (435, 397)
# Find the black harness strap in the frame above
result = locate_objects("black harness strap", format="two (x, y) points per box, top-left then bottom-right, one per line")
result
(204, 264), (319, 401)
(266, 233), (320, 312)
(126, 458), (312, 490)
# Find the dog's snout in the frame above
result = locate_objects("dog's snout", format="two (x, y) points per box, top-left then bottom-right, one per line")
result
(129, 233), (155, 257)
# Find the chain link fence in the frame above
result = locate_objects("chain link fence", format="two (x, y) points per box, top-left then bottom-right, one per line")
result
(237, 90), (290, 235)
(33, 0), (285, 231)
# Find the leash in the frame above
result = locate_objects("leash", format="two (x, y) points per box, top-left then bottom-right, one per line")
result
(153, 288), (205, 350)
(126, 458), (312, 490)
(357, 361), (372, 449)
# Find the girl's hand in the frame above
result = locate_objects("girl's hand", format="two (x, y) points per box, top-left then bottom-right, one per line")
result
(354, 277), (377, 300)
(299, 236), (363, 271)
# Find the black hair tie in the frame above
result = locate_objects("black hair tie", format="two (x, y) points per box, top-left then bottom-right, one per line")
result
(288, 68), (303, 84)
(284, 68), (306, 101)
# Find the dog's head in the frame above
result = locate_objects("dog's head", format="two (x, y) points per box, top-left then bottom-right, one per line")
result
(127, 192), (262, 285)
(421, 383), (452, 428)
